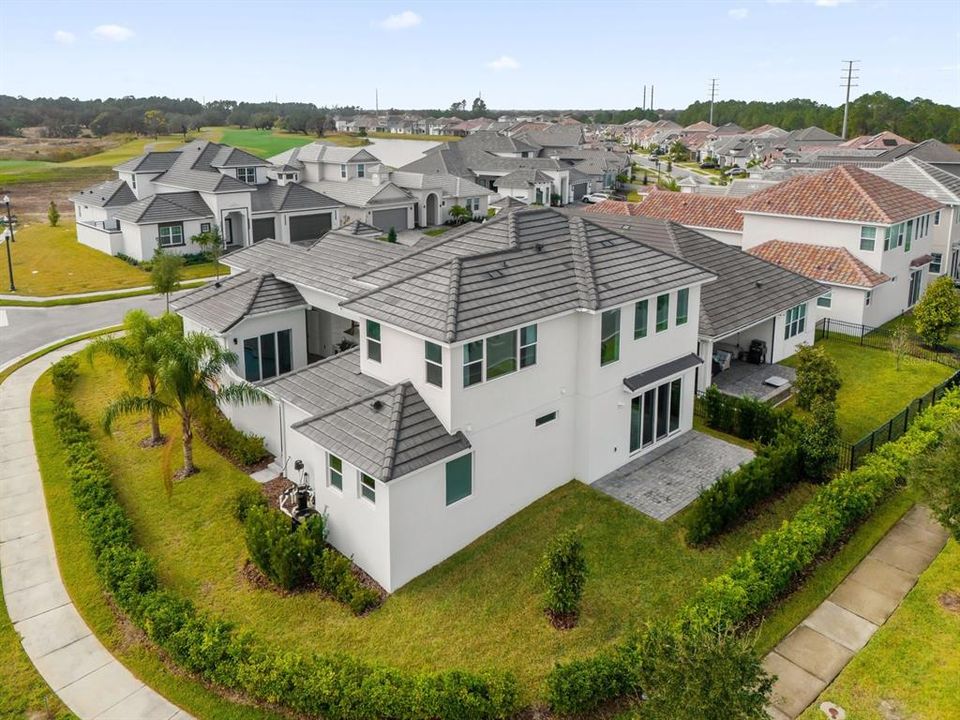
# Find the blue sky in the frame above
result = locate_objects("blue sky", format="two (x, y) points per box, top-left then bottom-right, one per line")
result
(2, 0), (957, 109)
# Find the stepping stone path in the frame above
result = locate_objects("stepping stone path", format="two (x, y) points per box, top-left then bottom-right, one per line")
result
(0, 345), (193, 719)
(763, 505), (949, 719)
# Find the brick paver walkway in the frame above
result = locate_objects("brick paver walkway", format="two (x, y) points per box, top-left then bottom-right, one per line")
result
(0, 343), (193, 719)
(763, 505), (949, 719)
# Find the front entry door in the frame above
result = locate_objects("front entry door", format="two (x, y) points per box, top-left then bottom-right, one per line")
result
(224, 217), (234, 246)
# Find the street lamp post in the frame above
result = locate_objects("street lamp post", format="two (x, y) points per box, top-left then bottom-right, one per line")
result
(2, 194), (15, 292)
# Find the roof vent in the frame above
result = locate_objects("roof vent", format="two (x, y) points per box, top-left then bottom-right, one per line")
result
(535, 242), (544, 252)
(214, 282), (222, 289)
(372, 399), (384, 411)
(755, 280), (763, 288)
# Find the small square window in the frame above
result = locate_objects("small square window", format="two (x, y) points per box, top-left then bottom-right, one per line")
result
(200, 222), (211, 233)
(360, 474), (376, 503)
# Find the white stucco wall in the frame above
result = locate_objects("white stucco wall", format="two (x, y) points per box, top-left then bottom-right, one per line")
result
(226, 308), (309, 381)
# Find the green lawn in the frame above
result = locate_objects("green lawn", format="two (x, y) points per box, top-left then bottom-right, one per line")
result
(423, 226), (451, 237)
(874, 309), (960, 355)
(798, 538), (960, 720)
(63, 134), (198, 168)
(210, 127), (321, 158)
(780, 338), (953, 442)
(39, 358), (822, 707)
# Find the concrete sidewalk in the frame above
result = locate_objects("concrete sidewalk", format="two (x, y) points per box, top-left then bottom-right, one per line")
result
(763, 505), (949, 719)
(0, 342), (192, 719)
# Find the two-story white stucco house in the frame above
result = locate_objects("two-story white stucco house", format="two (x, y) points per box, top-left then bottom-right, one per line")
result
(170, 206), (823, 591)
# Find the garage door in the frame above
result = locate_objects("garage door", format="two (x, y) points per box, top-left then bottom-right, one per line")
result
(572, 183), (588, 201)
(371, 207), (409, 233)
(252, 218), (275, 243)
(289, 213), (332, 242)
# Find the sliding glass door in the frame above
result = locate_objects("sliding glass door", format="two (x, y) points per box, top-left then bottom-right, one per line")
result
(628, 376), (684, 454)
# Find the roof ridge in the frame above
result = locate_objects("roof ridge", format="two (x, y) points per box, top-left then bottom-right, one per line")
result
(290, 381), (402, 429)
(841, 165), (892, 224)
(569, 216), (599, 310)
(231, 273), (270, 330)
(380, 383), (407, 481)
(444, 257), (462, 343)
(171, 271), (257, 311)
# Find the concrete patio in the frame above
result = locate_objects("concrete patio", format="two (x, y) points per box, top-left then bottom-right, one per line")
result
(593, 430), (754, 520)
(713, 360), (796, 402)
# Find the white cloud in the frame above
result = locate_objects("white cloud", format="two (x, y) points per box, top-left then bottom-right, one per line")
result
(379, 10), (421, 30)
(487, 55), (520, 71)
(53, 30), (75, 45)
(728, 7), (749, 18)
(812, 0), (854, 6)
(92, 24), (134, 41)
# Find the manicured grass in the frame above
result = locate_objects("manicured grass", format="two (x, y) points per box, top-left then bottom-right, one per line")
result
(875, 308), (960, 354)
(626, 190), (643, 202)
(0, 159), (58, 173)
(0, 163), (114, 188)
(423, 226), (452, 237)
(44, 359), (820, 705)
(780, 338), (953, 442)
(798, 537), (960, 720)
(0, 282), (206, 308)
(366, 131), (461, 143)
(63, 134), (198, 168)
(212, 127), (320, 158)
(692, 415), (756, 451)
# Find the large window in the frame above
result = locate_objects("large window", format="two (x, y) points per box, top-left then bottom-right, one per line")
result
(817, 291), (832, 308)
(366, 320), (381, 362)
(884, 223), (906, 251)
(859, 226), (876, 251)
(600, 309), (621, 366)
(656, 294), (669, 332)
(243, 329), (293, 381)
(931, 253), (943, 274)
(629, 377), (683, 452)
(784, 303), (806, 339)
(360, 474), (376, 503)
(463, 324), (537, 386)
(236, 167), (256, 183)
(328, 454), (343, 491)
(425, 341), (443, 387)
(158, 222), (184, 248)
(445, 454), (472, 506)
(676, 288), (689, 326)
(634, 300), (648, 339)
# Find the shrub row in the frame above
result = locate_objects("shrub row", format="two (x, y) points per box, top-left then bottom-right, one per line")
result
(245, 506), (325, 591)
(684, 436), (803, 545)
(546, 389), (960, 715)
(196, 402), (269, 467)
(117, 251), (211, 270)
(48, 361), (519, 719)
(700, 385), (793, 443)
(313, 548), (382, 615)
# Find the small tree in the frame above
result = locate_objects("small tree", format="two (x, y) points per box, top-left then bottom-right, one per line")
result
(890, 322), (912, 370)
(449, 204), (471, 225)
(387, 227), (398, 243)
(793, 344), (841, 410)
(143, 109), (168, 139)
(639, 623), (773, 720)
(47, 200), (60, 227)
(913, 276), (960, 348)
(911, 421), (960, 541)
(801, 398), (840, 482)
(536, 530), (587, 627)
(192, 225), (223, 280)
(151, 251), (184, 311)
(642, 171), (649, 185)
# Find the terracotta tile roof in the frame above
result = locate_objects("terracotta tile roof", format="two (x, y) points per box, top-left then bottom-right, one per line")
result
(585, 189), (744, 231)
(747, 239), (889, 288)
(739, 165), (943, 224)
(582, 199), (644, 216)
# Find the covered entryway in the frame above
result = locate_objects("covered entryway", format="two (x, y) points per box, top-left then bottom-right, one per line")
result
(252, 217), (275, 243)
(223, 210), (247, 247)
(572, 182), (588, 201)
(372, 207), (409, 232)
(425, 193), (439, 226)
(290, 213), (332, 242)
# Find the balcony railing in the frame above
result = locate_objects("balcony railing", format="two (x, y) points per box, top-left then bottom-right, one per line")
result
(78, 219), (121, 232)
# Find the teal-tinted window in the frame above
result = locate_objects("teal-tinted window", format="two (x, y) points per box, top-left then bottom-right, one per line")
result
(445, 454), (472, 506)
(656, 294), (669, 332)
(328, 454), (342, 491)
(366, 320), (381, 362)
(634, 300), (648, 339)
(360, 473), (376, 503)
(860, 226), (876, 251)
(600, 308), (620, 365)
(425, 341), (443, 387)
(463, 340), (483, 387)
(486, 330), (517, 380)
(676, 288), (689, 326)
(519, 325), (537, 368)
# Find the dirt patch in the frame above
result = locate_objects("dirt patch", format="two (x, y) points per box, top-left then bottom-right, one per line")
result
(878, 698), (908, 720)
(260, 475), (291, 510)
(938, 590), (960, 614)
(0, 134), (117, 162)
(545, 610), (579, 630)
(2, 168), (114, 219)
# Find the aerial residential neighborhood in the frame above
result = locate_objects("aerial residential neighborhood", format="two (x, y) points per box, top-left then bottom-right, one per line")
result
(1, 2), (959, 720)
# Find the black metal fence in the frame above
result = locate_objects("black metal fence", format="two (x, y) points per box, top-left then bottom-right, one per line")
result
(815, 317), (960, 369)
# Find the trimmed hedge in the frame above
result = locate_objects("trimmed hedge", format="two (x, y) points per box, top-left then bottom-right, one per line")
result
(196, 402), (269, 467)
(47, 357), (519, 719)
(547, 389), (960, 715)
(701, 385), (794, 443)
(245, 506), (326, 591)
(313, 548), (381, 615)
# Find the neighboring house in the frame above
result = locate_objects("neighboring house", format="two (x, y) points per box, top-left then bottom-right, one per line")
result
(586, 192), (745, 245)
(739, 165), (943, 327)
(72, 140), (343, 260)
(173, 207), (719, 592)
(495, 169), (555, 205)
(871, 158), (960, 280)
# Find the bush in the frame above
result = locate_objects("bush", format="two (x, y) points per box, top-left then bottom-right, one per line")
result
(50, 356), (79, 395)
(244, 507), (325, 591)
(536, 530), (587, 622)
(312, 548), (381, 614)
(794, 344), (841, 410)
(546, 640), (642, 715)
(231, 485), (267, 522)
(197, 402), (269, 467)
(701, 385), (789, 443)
(800, 398), (841, 483)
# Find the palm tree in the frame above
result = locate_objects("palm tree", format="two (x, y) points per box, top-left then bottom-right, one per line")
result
(103, 331), (269, 476)
(86, 310), (181, 446)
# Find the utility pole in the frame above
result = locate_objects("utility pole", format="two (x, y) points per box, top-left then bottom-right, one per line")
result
(840, 60), (859, 140)
(708, 78), (719, 125)
(375, 88), (379, 114)
(643, 85), (647, 111)
(650, 85), (654, 111)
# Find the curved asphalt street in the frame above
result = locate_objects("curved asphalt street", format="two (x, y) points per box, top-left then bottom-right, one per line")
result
(0, 292), (173, 366)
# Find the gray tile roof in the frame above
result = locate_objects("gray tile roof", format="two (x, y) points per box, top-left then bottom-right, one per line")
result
(878, 139), (960, 165)
(870, 157), (960, 205)
(490, 196), (528, 210)
(515, 125), (585, 148)
(114, 152), (180, 173)
(390, 171), (491, 198)
(170, 271), (306, 333)
(210, 146), (269, 168)
(338, 220), (385, 238)
(113, 191), (214, 224)
(258, 349), (385, 415)
(497, 169), (553, 187)
(304, 180), (413, 207)
(341, 208), (717, 343)
(574, 210), (826, 339)
(624, 353), (702, 391)
(70, 179), (136, 208)
(292, 376), (470, 482)
(250, 181), (342, 213)
(457, 131), (541, 155)
(150, 140), (254, 193)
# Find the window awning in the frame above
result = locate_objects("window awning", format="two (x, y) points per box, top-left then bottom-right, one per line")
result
(623, 353), (702, 392)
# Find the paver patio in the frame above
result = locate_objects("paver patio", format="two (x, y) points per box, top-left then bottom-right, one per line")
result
(0, 344), (192, 719)
(763, 505), (948, 719)
(593, 430), (754, 520)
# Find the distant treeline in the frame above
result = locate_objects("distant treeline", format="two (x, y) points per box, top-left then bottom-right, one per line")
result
(1, 92), (957, 142)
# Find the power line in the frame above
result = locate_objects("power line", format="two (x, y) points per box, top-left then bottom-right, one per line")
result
(840, 60), (860, 140)
(708, 78), (719, 125)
